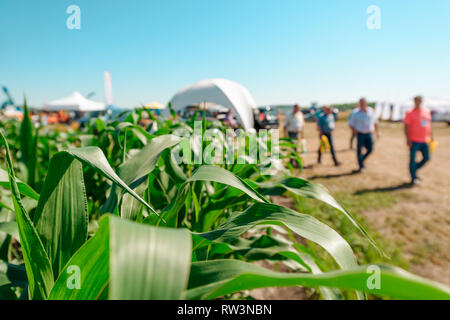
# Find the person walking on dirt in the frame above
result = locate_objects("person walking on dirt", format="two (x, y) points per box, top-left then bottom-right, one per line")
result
(404, 96), (433, 185)
(284, 104), (305, 142)
(317, 106), (340, 166)
(349, 98), (380, 172)
(348, 106), (359, 149)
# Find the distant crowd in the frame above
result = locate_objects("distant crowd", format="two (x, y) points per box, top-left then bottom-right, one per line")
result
(284, 96), (433, 185)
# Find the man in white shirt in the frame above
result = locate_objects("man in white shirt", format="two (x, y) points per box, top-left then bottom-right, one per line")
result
(284, 104), (304, 141)
(349, 98), (380, 172)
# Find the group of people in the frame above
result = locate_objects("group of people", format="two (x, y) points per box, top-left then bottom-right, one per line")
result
(284, 96), (433, 185)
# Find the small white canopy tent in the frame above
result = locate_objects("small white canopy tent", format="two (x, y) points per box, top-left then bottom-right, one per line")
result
(44, 91), (106, 112)
(170, 78), (257, 130)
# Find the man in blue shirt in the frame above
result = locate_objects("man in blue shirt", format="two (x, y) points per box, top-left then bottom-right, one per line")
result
(349, 98), (380, 172)
(317, 106), (340, 166)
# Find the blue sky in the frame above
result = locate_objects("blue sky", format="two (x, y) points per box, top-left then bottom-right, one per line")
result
(1, 0), (449, 108)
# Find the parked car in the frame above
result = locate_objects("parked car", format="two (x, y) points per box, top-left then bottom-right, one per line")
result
(253, 106), (279, 131)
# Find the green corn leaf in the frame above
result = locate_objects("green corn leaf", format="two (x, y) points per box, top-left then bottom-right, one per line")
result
(33, 153), (88, 279)
(252, 176), (383, 256)
(109, 215), (191, 299)
(197, 202), (357, 270)
(48, 216), (110, 300)
(187, 259), (450, 300)
(0, 168), (39, 200)
(62, 147), (159, 216)
(49, 215), (192, 300)
(161, 165), (270, 226)
(192, 233), (341, 300)
(0, 131), (54, 300)
(19, 98), (37, 187)
(120, 181), (147, 221)
(102, 135), (182, 215)
(117, 134), (182, 187)
(188, 165), (268, 203)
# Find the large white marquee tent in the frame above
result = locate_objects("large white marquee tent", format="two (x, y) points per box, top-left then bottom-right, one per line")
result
(375, 97), (450, 121)
(170, 78), (257, 130)
(44, 91), (106, 112)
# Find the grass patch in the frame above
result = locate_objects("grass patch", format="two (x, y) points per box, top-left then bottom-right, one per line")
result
(292, 191), (409, 270)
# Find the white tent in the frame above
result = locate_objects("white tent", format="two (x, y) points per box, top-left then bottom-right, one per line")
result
(170, 78), (257, 130)
(374, 101), (383, 119)
(381, 102), (392, 120)
(377, 97), (450, 121)
(391, 103), (402, 121)
(44, 91), (106, 112)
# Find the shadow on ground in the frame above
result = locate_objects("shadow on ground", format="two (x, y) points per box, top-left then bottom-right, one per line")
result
(308, 170), (359, 180)
(354, 182), (413, 195)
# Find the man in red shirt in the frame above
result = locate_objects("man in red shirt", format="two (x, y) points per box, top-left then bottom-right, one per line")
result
(403, 96), (433, 185)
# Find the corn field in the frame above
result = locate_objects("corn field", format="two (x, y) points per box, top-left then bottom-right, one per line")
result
(0, 102), (449, 300)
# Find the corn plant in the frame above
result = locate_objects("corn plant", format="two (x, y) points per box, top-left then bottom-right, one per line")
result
(0, 106), (449, 300)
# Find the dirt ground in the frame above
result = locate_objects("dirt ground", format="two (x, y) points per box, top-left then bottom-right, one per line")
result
(296, 119), (450, 286)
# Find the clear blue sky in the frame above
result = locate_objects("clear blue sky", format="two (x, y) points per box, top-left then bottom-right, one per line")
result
(1, 0), (449, 108)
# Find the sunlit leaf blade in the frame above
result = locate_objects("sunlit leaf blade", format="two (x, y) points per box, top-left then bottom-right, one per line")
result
(19, 98), (37, 187)
(192, 233), (342, 300)
(33, 153), (88, 278)
(187, 259), (450, 300)
(120, 183), (148, 221)
(109, 215), (192, 299)
(102, 135), (181, 216)
(253, 176), (383, 256)
(118, 135), (182, 185)
(197, 203), (357, 270)
(162, 165), (271, 226)
(0, 131), (54, 299)
(50, 215), (192, 300)
(63, 147), (158, 216)
(189, 165), (268, 203)
(48, 216), (109, 300)
(0, 168), (39, 200)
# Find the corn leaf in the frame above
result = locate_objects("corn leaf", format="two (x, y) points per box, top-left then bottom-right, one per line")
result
(19, 99), (37, 187)
(188, 165), (268, 203)
(253, 177), (384, 256)
(187, 259), (450, 300)
(49, 215), (192, 300)
(48, 216), (109, 300)
(63, 147), (158, 216)
(102, 135), (182, 215)
(109, 215), (191, 299)
(33, 153), (88, 279)
(0, 131), (54, 299)
(117, 134), (182, 187)
(197, 203), (357, 270)
(0, 168), (39, 200)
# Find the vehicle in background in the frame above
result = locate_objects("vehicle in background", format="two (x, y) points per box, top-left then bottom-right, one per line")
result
(179, 104), (228, 123)
(253, 106), (279, 130)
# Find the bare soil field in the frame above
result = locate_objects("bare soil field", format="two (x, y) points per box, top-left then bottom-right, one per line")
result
(297, 120), (450, 286)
